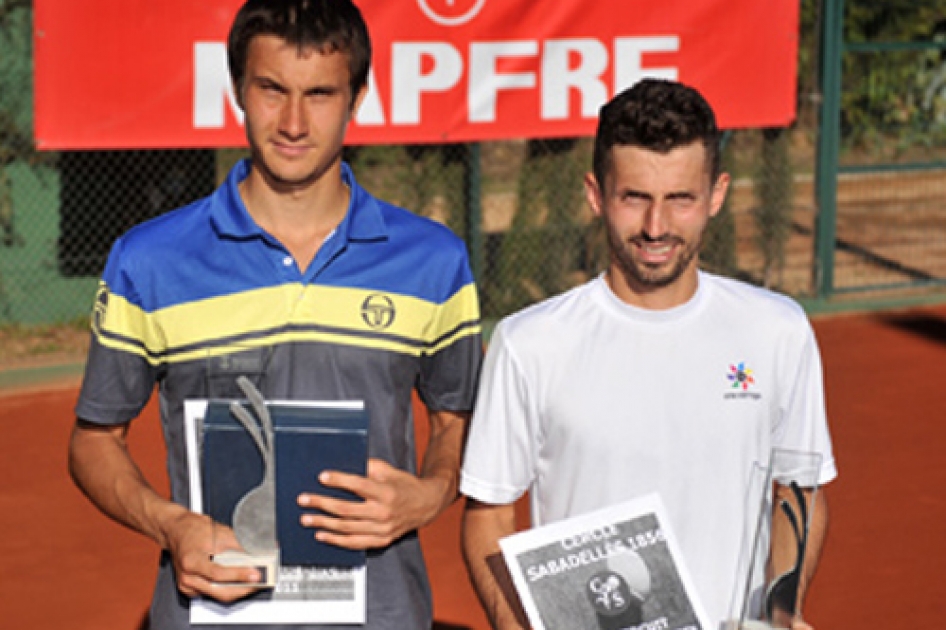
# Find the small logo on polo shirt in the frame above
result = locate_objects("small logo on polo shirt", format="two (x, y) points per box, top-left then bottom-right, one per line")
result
(725, 362), (761, 400)
(92, 282), (109, 335)
(361, 293), (396, 330)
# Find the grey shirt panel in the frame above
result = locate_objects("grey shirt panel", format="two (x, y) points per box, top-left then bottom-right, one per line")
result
(76, 335), (481, 630)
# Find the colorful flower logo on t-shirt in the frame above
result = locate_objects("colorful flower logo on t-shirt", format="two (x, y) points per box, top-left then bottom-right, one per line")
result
(728, 362), (755, 391)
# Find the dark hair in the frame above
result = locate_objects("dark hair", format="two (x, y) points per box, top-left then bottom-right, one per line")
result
(592, 79), (721, 188)
(228, 0), (371, 102)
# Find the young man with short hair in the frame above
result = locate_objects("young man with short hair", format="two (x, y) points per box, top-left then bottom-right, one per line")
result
(69, 1), (482, 628)
(460, 79), (835, 630)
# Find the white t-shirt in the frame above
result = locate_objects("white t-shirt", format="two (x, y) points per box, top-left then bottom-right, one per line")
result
(460, 272), (837, 625)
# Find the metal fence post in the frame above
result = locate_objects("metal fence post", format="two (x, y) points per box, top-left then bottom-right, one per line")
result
(465, 142), (484, 283)
(813, 0), (843, 299)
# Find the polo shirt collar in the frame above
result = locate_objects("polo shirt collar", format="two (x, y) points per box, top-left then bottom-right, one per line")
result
(210, 159), (260, 239)
(339, 162), (387, 242)
(210, 159), (388, 243)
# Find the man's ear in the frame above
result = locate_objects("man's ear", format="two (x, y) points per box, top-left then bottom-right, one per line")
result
(709, 172), (731, 218)
(349, 85), (367, 119)
(584, 172), (604, 218)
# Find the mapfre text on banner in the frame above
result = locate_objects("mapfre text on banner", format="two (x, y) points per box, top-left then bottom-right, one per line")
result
(34, 0), (799, 150)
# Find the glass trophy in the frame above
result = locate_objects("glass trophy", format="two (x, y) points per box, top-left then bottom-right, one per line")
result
(187, 347), (369, 621)
(202, 347), (279, 587)
(201, 376), (280, 587)
(724, 449), (823, 630)
(198, 346), (368, 585)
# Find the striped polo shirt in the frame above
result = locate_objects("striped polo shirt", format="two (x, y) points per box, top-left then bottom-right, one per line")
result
(76, 159), (482, 629)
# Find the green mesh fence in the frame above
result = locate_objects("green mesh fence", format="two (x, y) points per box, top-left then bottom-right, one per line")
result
(0, 135), (827, 325)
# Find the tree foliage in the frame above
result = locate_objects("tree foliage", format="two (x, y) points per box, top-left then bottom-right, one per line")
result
(838, 0), (946, 154)
(0, 0), (54, 169)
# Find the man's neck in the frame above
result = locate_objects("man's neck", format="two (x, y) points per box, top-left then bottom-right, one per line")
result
(239, 163), (351, 272)
(605, 266), (700, 311)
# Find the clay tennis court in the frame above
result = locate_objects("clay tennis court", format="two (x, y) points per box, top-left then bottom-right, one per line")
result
(2, 302), (945, 629)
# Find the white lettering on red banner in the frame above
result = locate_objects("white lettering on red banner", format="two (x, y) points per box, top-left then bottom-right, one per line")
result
(33, 0), (798, 149)
(192, 36), (680, 130)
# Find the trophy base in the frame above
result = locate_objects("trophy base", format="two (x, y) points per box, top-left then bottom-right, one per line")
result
(212, 549), (279, 588)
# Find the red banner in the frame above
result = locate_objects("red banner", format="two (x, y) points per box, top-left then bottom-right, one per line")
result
(33, 0), (799, 149)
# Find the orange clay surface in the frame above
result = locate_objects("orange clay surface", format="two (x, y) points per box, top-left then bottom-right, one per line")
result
(2, 304), (945, 629)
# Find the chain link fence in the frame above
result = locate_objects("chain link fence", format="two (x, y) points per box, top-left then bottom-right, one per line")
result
(828, 37), (946, 296)
(0, 132), (822, 325)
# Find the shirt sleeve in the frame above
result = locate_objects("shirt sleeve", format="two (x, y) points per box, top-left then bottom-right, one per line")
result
(772, 319), (837, 487)
(459, 320), (537, 505)
(415, 246), (483, 413)
(74, 239), (159, 425)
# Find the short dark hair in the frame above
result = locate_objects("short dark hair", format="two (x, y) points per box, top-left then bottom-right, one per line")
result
(592, 79), (722, 188)
(228, 0), (371, 101)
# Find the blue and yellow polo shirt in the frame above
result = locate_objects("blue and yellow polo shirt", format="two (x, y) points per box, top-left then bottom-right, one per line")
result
(76, 159), (482, 629)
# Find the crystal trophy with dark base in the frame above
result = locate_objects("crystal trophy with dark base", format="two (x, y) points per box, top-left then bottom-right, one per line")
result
(724, 449), (823, 630)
